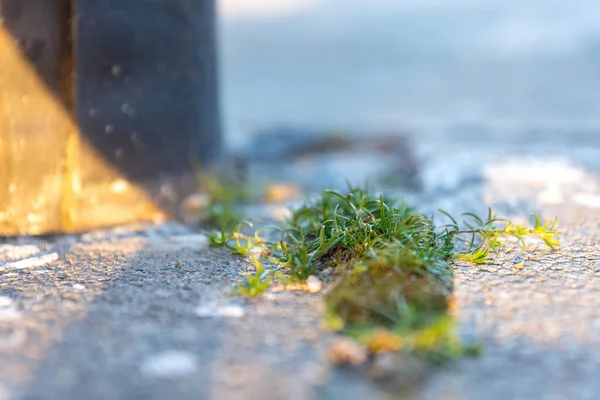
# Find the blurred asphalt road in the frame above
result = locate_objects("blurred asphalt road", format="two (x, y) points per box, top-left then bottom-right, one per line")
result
(219, 0), (600, 140)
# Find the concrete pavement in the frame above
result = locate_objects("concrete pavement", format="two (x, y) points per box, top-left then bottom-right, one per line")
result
(1, 130), (599, 399)
(2, 1), (600, 398)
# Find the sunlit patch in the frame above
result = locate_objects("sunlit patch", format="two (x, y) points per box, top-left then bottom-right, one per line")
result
(572, 192), (600, 208)
(483, 157), (600, 208)
(110, 179), (130, 194)
(537, 187), (564, 205)
(264, 183), (303, 203)
(0, 26), (165, 235)
(484, 159), (586, 185)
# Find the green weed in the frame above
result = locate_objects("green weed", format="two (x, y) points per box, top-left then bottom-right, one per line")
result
(443, 208), (561, 263)
(203, 185), (560, 360)
(204, 225), (232, 247)
(236, 255), (273, 297)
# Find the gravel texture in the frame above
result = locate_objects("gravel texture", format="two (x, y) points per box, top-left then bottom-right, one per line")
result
(1, 131), (600, 399)
(411, 132), (600, 400)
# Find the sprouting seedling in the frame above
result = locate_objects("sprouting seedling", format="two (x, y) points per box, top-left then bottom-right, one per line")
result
(530, 214), (561, 248)
(237, 254), (273, 297)
(441, 209), (561, 264)
(204, 226), (232, 247)
(455, 247), (489, 264)
(226, 221), (261, 257)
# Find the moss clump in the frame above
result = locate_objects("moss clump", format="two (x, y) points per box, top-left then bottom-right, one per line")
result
(326, 250), (450, 329)
(325, 249), (469, 362)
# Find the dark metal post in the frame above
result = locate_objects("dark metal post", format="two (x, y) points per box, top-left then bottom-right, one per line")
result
(0, 0), (221, 235)
(74, 0), (222, 207)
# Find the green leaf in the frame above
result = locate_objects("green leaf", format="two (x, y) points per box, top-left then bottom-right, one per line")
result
(455, 247), (489, 264)
(438, 209), (458, 226)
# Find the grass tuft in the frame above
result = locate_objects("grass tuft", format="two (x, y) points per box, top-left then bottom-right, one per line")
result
(203, 184), (560, 360)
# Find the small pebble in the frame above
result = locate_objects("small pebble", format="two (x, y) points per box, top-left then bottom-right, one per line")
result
(73, 284), (86, 290)
(182, 193), (210, 212)
(329, 337), (367, 365)
(306, 275), (323, 293)
(265, 184), (302, 203)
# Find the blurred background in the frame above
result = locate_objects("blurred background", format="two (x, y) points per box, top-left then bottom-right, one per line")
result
(219, 0), (600, 143)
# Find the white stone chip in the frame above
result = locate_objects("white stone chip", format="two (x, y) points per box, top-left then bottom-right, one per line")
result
(0, 253), (59, 271)
(140, 351), (199, 378)
(195, 303), (245, 318)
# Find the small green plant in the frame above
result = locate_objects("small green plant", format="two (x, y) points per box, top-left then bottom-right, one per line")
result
(224, 222), (271, 257)
(442, 209), (561, 264)
(203, 185), (560, 360)
(204, 225), (233, 247)
(199, 173), (253, 229)
(237, 255), (273, 297)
